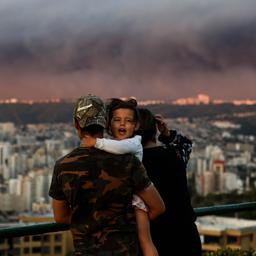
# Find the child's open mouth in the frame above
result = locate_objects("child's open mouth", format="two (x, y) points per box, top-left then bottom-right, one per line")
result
(118, 128), (127, 135)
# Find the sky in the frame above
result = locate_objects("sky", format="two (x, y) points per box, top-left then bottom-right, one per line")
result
(0, 0), (256, 101)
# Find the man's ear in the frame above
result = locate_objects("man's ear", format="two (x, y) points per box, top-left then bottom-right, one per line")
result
(74, 119), (82, 138)
(73, 119), (80, 131)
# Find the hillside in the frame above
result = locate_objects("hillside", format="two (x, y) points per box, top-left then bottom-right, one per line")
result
(0, 103), (256, 135)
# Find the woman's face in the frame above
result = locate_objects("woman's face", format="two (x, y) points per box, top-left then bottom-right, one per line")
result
(110, 108), (137, 140)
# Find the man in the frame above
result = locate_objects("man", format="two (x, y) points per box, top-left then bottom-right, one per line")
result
(49, 94), (165, 255)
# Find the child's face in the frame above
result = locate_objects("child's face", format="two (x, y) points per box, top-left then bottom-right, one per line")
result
(110, 108), (137, 140)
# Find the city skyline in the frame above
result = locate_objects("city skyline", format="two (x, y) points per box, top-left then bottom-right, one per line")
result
(0, 0), (256, 101)
(1, 93), (256, 105)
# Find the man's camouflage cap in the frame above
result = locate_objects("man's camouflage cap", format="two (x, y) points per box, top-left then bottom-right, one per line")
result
(73, 94), (106, 128)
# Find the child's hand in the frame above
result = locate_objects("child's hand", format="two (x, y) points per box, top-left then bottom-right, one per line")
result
(154, 114), (169, 137)
(80, 135), (96, 148)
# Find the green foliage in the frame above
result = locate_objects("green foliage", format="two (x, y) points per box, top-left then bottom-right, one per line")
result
(203, 248), (256, 256)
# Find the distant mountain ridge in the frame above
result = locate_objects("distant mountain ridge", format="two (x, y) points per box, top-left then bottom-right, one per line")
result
(0, 102), (256, 135)
(0, 103), (73, 124)
(0, 102), (256, 123)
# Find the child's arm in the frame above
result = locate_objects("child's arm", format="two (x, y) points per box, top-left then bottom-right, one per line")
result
(82, 135), (143, 161)
(132, 194), (148, 212)
(96, 135), (143, 161)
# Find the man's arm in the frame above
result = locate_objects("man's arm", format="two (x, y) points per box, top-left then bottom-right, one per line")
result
(136, 184), (165, 220)
(52, 199), (72, 224)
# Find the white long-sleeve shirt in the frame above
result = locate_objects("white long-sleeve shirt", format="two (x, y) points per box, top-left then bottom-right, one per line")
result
(95, 135), (143, 161)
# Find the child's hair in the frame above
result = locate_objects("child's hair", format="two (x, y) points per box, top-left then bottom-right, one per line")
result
(106, 98), (140, 134)
(137, 108), (157, 146)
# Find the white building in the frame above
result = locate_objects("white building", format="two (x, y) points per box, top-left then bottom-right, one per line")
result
(0, 142), (12, 180)
(0, 122), (16, 135)
(224, 172), (243, 193)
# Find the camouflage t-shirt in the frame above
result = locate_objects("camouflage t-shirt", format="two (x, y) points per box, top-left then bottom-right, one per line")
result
(49, 147), (151, 255)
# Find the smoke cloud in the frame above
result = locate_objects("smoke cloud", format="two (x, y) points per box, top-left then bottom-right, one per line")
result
(0, 0), (256, 100)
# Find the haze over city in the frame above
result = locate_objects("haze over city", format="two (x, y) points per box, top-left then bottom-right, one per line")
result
(0, 0), (256, 101)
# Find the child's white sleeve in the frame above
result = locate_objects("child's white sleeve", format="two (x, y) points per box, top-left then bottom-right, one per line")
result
(95, 135), (143, 161)
(132, 194), (148, 212)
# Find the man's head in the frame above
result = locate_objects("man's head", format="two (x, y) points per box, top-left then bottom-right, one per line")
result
(73, 94), (106, 136)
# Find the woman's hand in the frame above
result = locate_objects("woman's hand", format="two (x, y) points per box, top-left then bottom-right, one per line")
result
(154, 114), (170, 137)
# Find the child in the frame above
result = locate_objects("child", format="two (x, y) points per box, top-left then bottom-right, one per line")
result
(81, 98), (158, 256)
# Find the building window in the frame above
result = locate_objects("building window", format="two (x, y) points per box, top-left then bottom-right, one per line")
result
(204, 235), (220, 245)
(55, 234), (62, 242)
(42, 235), (50, 242)
(54, 246), (62, 254)
(227, 235), (239, 245)
(42, 247), (50, 254)
(23, 247), (30, 254)
(32, 235), (41, 241)
(23, 236), (30, 242)
(32, 247), (41, 253)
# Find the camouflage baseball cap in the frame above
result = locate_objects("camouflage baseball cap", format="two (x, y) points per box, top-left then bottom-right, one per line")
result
(73, 94), (106, 129)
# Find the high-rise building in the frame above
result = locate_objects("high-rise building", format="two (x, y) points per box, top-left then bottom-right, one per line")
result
(0, 142), (11, 180)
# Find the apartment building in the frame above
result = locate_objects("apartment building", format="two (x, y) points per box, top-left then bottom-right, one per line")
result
(197, 216), (256, 252)
(0, 215), (73, 256)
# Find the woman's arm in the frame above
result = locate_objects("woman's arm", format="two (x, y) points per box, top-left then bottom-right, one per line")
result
(155, 114), (192, 165)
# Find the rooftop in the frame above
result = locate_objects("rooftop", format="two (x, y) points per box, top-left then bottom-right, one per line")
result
(196, 216), (256, 231)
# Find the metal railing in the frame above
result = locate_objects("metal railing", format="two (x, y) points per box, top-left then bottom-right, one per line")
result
(1, 201), (256, 239)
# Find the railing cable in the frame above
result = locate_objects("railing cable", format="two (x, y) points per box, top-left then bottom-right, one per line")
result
(1, 201), (256, 239)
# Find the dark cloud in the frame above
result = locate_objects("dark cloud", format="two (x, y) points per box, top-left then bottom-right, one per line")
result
(0, 0), (256, 100)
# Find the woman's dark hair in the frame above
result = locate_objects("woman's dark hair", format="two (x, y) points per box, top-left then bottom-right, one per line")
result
(106, 98), (140, 134)
(137, 108), (157, 146)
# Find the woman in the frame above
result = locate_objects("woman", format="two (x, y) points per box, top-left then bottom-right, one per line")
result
(138, 108), (202, 256)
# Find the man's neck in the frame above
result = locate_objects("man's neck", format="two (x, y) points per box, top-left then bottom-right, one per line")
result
(80, 133), (103, 148)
